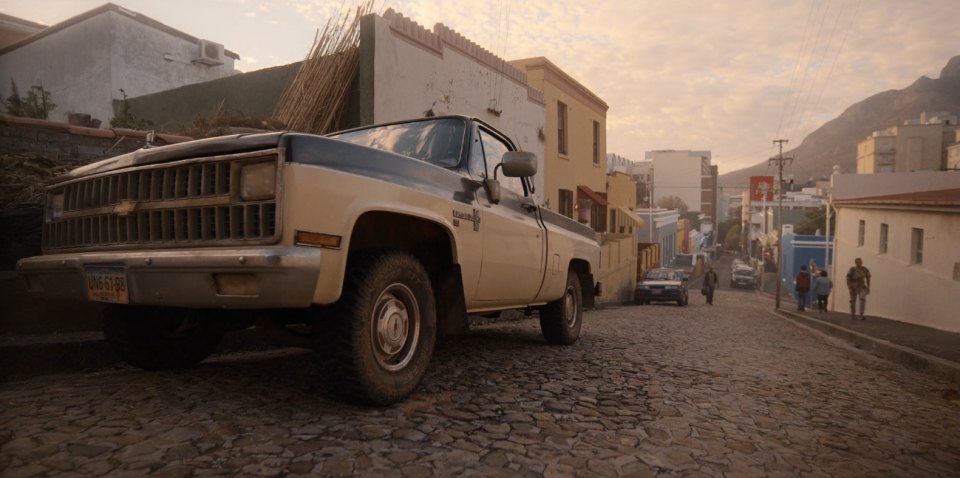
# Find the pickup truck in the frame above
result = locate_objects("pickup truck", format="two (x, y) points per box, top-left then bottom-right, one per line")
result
(17, 116), (601, 404)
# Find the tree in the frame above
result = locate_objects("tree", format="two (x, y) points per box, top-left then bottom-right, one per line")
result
(657, 195), (688, 212)
(723, 223), (742, 251)
(717, 208), (741, 245)
(4, 79), (55, 119)
(795, 206), (835, 235)
(110, 89), (153, 130)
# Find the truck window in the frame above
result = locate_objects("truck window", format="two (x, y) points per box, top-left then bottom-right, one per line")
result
(331, 118), (466, 168)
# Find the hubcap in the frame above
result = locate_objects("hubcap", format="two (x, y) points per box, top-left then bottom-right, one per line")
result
(563, 285), (577, 327)
(372, 283), (420, 371)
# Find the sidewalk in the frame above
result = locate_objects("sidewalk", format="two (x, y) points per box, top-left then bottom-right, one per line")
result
(758, 271), (960, 386)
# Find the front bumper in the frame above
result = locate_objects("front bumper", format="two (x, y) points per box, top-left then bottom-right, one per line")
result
(17, 247), (323, 309)
(635, 288), (685, 302)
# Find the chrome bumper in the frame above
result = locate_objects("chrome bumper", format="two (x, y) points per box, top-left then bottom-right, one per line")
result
(17, 247), (323, 309)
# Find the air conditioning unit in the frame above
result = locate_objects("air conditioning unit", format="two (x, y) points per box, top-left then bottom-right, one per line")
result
(196, 39), (224, 66)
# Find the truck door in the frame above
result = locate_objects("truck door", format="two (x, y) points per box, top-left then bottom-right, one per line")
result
(470, 127), (546, 303)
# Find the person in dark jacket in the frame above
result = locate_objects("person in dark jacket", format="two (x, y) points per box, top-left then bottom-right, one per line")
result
(795, 265), (811, 312)
(703, 265), (719, 305)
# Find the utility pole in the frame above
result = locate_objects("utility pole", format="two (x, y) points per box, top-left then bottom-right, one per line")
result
(769, 139), (792, 309)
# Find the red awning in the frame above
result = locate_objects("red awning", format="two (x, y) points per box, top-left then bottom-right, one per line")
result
(577, 185), (608, 206)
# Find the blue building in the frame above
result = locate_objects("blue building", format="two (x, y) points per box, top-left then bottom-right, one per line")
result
(780, 233), (834, 300)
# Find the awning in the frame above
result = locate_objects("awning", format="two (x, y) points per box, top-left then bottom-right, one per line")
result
(619, 208), (644, 227)
(577, 185), (608, 205)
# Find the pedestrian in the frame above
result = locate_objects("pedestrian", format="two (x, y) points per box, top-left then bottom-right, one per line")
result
(794, 265), (811, 312)
(813, 270), (832, 313)
(703, 265), (719, 305)
(846, 257), (871, 320)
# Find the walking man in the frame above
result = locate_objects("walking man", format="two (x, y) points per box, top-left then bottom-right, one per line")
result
(795, 265), (811, 312)
(703, 265), (719, 305)
(845, 257), (871, 320)
(813, 270), (833, 312)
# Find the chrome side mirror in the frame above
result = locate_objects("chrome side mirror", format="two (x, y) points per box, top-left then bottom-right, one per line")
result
(501, 151), (537, 177)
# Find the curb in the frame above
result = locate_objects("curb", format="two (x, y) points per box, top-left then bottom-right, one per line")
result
(772, 308), (960, 386)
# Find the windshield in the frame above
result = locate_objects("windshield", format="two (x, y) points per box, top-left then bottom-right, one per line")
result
(733, 269), (754, 277)
(644, 270), (677, 281)
(673, 255), (694, 267)
(329, 118), (466, 168)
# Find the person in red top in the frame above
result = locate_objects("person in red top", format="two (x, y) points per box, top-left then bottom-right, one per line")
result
(794, 265), (811, 312)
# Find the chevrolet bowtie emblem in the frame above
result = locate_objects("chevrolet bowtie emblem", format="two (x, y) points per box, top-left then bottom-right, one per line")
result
(113, 199), (139, 217)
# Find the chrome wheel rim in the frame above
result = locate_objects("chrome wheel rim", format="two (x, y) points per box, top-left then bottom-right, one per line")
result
(371, 283), (420, 371)
(563, 285), (578, 327)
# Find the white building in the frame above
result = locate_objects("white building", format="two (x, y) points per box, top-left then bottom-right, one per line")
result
(645, 149), (712, 214)
(831, 171), (960, 332)
(0, 4), (238, 126)
(368, 10), (546, 203)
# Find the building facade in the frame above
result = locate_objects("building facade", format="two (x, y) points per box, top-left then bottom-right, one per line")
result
(0, 4), (238, 126)
(510, 56), (609, 232)
(645, 149), (714, 219)
(857, 112), (960, 173)
(831, 172), (960, 332)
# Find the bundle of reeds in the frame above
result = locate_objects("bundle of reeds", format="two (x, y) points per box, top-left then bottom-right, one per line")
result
(274, 0), (376, 135)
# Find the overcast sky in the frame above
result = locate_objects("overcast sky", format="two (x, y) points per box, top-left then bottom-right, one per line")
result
(4, 0), (958, 174)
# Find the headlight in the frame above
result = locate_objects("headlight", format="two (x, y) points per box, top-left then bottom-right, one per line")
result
(46, 192), (64, 221)
(637, 285), (650, 290)
(240, 162), (277, 200)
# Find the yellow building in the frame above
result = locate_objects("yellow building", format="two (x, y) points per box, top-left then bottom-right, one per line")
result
(510, 57), (609, 232)
(606, 171), (641, 235)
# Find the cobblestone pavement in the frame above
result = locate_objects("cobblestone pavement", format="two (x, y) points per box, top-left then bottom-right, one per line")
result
(3, 288), (960, 477)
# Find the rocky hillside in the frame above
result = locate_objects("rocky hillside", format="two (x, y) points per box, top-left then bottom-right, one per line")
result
(720, 55), (960, 188)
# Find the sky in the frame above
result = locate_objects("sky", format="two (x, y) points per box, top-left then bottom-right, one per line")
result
(3, 0), (959, 174)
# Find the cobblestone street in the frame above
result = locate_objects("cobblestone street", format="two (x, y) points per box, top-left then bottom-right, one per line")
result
(3, 287), (960, 477)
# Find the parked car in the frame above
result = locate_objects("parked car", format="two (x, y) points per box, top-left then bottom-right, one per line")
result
(730, 266), (758, 289)
(635, 268), (689, 306)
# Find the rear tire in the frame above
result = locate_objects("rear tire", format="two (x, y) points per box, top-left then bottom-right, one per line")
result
(315, 252), (437, 405)
(540, 272), (583, 345)
(103, 306), (224, 370)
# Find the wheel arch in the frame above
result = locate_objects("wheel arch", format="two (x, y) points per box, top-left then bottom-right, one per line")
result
(347, 211), (468, 336)
(569, 258), (596, 309)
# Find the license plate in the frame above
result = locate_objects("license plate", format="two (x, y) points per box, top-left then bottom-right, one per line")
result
(652, 289), (661, 295)
(84, 267), (129, 304)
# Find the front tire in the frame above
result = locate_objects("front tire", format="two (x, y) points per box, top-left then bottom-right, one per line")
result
(103, 306), (224, 370)
(315, 252), (437, 405)
(540, 272), (583, 345)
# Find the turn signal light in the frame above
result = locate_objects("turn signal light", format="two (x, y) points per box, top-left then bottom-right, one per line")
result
(295, 230), (342, 249)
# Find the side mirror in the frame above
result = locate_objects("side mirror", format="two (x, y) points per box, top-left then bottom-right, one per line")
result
(484, 178), (501, 204)
(501, 151), (537, 177)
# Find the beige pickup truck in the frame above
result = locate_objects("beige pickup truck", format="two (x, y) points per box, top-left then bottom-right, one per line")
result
(18, 116), (601, 404)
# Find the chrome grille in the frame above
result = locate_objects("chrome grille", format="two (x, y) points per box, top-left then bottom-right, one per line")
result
(42, 151), (281, 251)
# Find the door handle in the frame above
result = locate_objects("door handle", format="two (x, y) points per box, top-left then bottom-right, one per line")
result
(521, 203), (537, 213)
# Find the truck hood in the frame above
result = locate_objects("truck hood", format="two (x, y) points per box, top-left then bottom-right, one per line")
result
(52, 132), (285, 184)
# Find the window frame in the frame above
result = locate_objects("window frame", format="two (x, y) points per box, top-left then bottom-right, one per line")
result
(557, 101), (568, 156)
(592, 121), (600, 165)
(858, 220), (865, 247)
(879, 223), (888, 254)
(911, 227), (924, 265)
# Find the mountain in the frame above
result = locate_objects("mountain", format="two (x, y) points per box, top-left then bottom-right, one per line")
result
(720, 55), (960, 188)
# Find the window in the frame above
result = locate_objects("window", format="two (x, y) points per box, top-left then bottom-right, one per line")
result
(879, 223), (888, 254)
(609, 209), (617, 233)
(558, 189), (574, 218)
(858, 220), (865, 247)
(592, 121), (600, 165)
(911, 228), (923, 264)
(557, 102), (568, 155)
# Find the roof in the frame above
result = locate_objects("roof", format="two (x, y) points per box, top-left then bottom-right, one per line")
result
(834, 188), (960, 207)
(577, 185), (608, 206)
(0, 112), (192, 145)
(0, 3), (239, 59)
